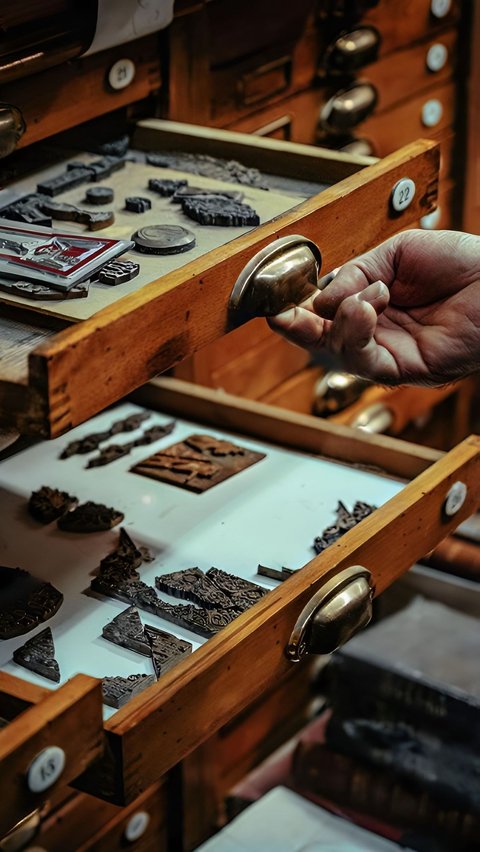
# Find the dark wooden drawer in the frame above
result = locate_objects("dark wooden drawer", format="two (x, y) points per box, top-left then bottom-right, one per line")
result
(352, 81), (454, 156)
(0, 120), (438, 438)
(362, 28), (457, 113)
(364, 0), (460, 55)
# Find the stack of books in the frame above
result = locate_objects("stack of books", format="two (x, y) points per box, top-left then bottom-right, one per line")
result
(292, 598), (480, 849)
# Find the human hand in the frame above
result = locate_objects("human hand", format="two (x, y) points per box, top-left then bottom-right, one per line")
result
(268, 229), (480, 387)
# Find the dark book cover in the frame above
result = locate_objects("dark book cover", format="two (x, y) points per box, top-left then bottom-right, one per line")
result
(324, 598), (480, 745)
(291, 740), (480, 849)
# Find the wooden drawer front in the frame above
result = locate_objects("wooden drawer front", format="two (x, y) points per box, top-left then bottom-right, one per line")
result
(210, 16), (318, 125)
(362, 28), (457, 113)
(364, 0), (460, 55)
(357, 81), (454, 157)
(79, 379), (480, 807)
(0, 673), (103, 837)
(2, 37), (162, 152)
(0, 122), (438, 439)
(37, 782), (166, 852)
(227, 89), (322, 145)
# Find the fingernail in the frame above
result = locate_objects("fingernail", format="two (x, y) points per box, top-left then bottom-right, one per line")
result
(357, 280), (386, 302)
(272, 307), (296, 324)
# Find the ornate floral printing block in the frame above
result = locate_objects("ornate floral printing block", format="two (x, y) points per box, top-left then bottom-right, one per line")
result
(206, 567), (267, 612)
(28, 486), (78, 524)
(13, 627), (60, 683)
(155, 568), (232, 609)
(102, 674), (155, 709)
(0, 566), (63, 640)
(57, 501), (124, 532)
(131, 434), (265, 493)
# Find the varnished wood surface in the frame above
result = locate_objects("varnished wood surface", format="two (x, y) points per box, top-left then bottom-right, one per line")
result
(0, 674), (103, 837)
(23, 137), (438, 437)
(363, 0), (460, 55)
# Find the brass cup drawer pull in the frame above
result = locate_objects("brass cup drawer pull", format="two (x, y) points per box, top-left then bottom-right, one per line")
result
(0, 104), (25, 158)
(320, 83), (378, 133)
(228, 234), (322, 324)
(286, 565), (374, 662)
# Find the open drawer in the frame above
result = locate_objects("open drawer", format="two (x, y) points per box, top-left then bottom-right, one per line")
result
(0, 377), (479, 827)
(0, 121), (439, 438)
(0, 671), (103, 838)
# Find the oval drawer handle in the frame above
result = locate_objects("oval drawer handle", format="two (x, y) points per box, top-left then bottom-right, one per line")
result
(286, 565), (373, 662)
(320, 83), (378, 133)
(0, 104), (25, 159)
(228, 234), (322, 324)
(324, 26), (381, 74)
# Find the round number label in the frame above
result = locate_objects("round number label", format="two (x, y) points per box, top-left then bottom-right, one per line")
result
(391, 178), (416, 213)
(108, 58), (136, 91)
(426, 43), (448, 72)
(421, 98), (443, 128)
(420, 207), (441, 230)
(444, 481), (467, 517)
(124, 811), (150, 842)
(27, 746), (66, 793)
(431, 0), (451, 18)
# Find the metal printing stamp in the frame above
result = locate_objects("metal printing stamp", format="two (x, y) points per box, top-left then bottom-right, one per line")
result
(131, 224), (196, 255)
(85, 187), (114, 205)
(13, 626), (60, 682)
(125, 196), (152, 213)
(144, 625), (192, 677)
(102, 606), (151, 656)
(155, 567), (233, 609)
(182, 197), (260, 227)
(97, 259), (140, 285)
(145, 150), (268, 189)
(148, 178), (187, 197)
(0, 278), (89, 300)
(102, 673), (155, 709)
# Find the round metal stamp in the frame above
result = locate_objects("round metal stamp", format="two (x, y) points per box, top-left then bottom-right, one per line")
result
(85, 186), (114, 205)
(132, 224), (196, 255)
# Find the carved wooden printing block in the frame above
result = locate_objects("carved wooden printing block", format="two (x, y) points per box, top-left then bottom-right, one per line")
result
(28, 486), (78, 524)
(131, 433), (265, 493)
(13, 627), (60, 682)
(57, 501), (124, 532)
(0, 566), (63, 639)
(102, 674), (155, 709)
(313, 500), (377, 554)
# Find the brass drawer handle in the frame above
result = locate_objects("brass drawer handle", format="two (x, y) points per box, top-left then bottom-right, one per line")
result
(228, 234), (322, 324)
(286, 565), (374, 662)
(320, 82), (378, 133)
(324, 26), (381, 74)
(0, 104), (25, 158)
